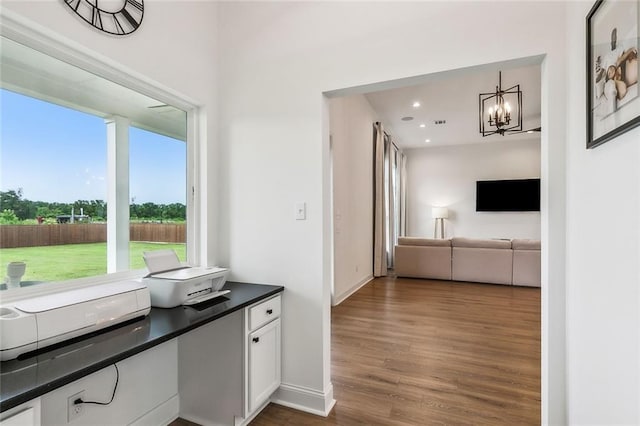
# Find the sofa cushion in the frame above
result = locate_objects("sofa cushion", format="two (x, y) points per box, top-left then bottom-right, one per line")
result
(452, 247), (513, 285)
(394, 245), (452, 280)
(512, 239), (541, 250)
(397, 237), (451, 247)
(451, 237), (511, 249)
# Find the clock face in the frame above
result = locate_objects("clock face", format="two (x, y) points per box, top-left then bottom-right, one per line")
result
(64, 0), (144, 35)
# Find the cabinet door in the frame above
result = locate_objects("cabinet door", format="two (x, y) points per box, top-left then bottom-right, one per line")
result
(1, 407), (36, 426)
(248, 318), (281, 412)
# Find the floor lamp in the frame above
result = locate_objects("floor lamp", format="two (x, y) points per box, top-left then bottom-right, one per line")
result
(432, 207), (448, 239)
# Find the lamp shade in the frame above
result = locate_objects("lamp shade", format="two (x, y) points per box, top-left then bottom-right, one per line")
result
(432, 207), (448, 219)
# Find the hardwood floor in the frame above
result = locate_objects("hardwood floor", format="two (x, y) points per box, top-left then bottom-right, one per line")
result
(171, 276), (540, 425)
(251, 276), (540, 425)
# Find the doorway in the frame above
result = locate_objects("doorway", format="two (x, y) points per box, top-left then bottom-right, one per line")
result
(324, 55), (548, 421)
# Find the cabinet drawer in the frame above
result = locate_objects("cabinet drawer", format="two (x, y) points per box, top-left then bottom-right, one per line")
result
(249, 295), (281, 331)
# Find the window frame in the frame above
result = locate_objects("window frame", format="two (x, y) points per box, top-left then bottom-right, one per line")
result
(0, 12), (202, 302)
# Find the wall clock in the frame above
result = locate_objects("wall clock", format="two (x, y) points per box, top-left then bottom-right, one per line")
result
(63, 0), (144, 36)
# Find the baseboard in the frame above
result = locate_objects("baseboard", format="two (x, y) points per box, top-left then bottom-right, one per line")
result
(129, 394), (179, 426)
(332, 275), (373, 306)
(233, 399), (270, 426)
(271, 382), (336, 417)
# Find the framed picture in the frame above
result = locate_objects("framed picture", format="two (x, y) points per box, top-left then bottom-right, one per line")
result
(587, 0), (640, 149)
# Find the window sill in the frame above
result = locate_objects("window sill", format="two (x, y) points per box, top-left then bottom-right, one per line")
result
(0, 269), (149, 303)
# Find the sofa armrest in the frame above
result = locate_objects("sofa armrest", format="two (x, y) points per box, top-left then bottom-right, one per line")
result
(512, 239), (541, 287)
(512, 239), (541, 250)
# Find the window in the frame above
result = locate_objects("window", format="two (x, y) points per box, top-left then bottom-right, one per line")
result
(0, 36), (190, 290)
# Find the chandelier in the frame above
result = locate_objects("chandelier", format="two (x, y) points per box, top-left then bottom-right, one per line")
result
(479, 71), (522, 136)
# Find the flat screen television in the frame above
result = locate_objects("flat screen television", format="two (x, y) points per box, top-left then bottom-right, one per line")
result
(476, 178), (540, 212)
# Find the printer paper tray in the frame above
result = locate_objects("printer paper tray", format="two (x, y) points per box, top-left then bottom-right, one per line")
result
(183, 290), (230, 306)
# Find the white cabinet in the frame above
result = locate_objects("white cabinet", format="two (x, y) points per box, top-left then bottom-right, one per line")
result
(0, 400), (40, 426)
(0, 408), (35, 426)
(248, 317), (281, 412)
(244, 295), (281, 418)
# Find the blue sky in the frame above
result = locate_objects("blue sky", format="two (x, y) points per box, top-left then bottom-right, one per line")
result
(1, 89), (185, 204)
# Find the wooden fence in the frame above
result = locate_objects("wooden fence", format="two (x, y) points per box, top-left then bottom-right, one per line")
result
(0, 223), (185, 249)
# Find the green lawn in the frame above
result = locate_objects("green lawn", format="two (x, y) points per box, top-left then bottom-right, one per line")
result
(0, 242), (186, 282)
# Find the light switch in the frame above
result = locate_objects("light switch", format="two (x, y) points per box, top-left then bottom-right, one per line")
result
(295, 202), (306, 220)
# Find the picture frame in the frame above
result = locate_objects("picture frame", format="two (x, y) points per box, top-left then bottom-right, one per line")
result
(586, 0), (640, 149)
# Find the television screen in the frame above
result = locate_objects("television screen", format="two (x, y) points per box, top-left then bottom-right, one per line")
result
(476, 178), (540, 212)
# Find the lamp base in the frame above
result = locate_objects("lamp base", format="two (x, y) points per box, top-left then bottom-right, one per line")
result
(433, 218), (445, 239)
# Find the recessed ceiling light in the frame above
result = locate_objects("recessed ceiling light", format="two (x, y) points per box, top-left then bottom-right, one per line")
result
(425, 139), (431, 143)
(527, 130), (534, 134)
(401, 116), (414, 121)
(412, 101), (421, 108)
(419, 124), (426, 128)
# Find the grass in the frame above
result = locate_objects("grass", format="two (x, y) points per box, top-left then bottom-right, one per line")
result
(0, 242), (186, 282)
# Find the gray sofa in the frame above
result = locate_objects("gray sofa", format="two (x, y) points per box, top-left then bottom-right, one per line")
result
(394, 237), (541, 287)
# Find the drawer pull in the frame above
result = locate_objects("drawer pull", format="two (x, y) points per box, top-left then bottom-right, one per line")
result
(252, 337), (260, 343)
(266, 309), (273, 315)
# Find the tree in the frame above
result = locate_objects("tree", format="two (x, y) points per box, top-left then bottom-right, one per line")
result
(0, 189), (35, 220)
(90, 200), (106, 219)
(36, 205), (63, 218)
(138, 202), (160, 219)
(164, 203), (186, 220)
(0, 189), (22, 210)
(0, 209), (20, 224)
(0, 189), (184, 222)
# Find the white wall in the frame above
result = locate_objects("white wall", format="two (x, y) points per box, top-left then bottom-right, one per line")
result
(217, 1), (568, 422)
(565, 2), (640, 424)
(329, 95), (376, 305)
(406, 139), (541, 240)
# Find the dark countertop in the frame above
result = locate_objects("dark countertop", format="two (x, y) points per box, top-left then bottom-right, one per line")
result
(0, 281), (283, 413)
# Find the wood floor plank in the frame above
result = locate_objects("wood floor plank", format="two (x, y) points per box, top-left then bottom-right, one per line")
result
(251, 277), (540, 425)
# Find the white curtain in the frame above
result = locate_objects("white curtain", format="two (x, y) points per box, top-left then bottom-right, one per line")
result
(399, 152), (407, 237)
(373, 122), (387, 277)
(386, 139), (394, 268)
(373, 123), (407, 275)
(387, 143), (407, 269)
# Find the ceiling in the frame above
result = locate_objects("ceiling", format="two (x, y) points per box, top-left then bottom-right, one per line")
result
(0, 37), (187, 141)
(364, 63), (541, 149)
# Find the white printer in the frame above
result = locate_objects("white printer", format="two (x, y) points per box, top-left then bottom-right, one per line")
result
(141, 250), (230, 308)
(0, 281), (150, 361)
